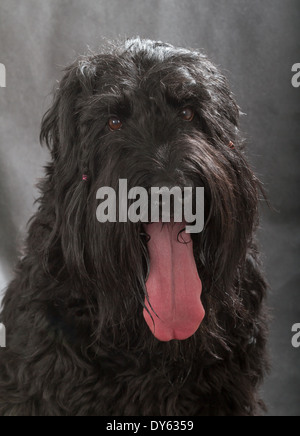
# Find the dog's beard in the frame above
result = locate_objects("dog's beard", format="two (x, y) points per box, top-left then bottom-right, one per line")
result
(94, 180), (206, 341)
(82, 131), (259, 347)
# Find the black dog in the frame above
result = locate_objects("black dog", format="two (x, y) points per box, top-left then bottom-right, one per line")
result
(0, 38), (268, 416)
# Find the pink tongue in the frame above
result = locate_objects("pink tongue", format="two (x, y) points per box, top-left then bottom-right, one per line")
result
(143, 222), (205, 342)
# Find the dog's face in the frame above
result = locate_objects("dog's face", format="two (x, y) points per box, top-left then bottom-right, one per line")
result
(41, 39), (260, 346)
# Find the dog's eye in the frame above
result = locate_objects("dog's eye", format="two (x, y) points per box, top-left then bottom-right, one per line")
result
(108, 117), (123, 131)
(181, 107), (195, 122)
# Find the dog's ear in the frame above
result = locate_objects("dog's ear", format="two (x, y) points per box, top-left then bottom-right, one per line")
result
(40, 57), (99, 283)
(193, 57), (241, 147)
(40, 57), (97, 159)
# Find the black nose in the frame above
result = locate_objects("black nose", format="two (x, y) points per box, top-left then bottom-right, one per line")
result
(148, 179), (175, 191)
(147, 176), (195, 192)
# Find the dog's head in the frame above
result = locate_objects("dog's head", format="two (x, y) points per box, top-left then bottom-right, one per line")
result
(40, 38), (261, 346)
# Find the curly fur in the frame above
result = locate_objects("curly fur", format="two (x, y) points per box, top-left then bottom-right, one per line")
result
(0, 38), (268, 416)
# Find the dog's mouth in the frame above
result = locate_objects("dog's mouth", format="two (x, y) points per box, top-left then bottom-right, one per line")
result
(143, 221), (205, 342)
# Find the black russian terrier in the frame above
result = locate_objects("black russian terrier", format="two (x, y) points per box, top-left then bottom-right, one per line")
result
(0, 38), (268, 416)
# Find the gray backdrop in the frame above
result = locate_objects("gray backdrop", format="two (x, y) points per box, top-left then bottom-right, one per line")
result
(0, 0), (299, 416)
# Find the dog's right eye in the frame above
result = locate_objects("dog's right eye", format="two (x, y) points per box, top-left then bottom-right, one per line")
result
(108, 117), (123, 131)
(181, 107), (195, 122)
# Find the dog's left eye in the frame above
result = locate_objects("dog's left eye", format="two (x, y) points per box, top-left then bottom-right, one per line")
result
(108, 117), (123, 131)
(181, 107), (195, 122)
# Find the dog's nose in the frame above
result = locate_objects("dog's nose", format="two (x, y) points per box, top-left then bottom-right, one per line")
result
(147, 176), (195, 192)
(148, 179), (175, 190)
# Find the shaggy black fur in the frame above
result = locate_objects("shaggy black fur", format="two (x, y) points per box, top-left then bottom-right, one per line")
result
(0, 38), (268, 416)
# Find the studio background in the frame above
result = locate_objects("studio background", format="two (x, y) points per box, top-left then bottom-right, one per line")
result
(0, 0), (299, 416)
